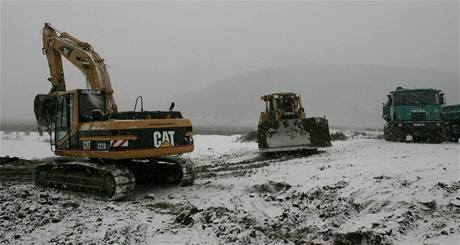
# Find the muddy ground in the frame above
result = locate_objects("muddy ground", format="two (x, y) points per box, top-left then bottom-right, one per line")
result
(0, 134), (459, 244)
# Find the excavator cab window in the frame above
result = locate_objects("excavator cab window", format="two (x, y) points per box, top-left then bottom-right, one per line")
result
(78, 90), (106, 122)
(55, 95), (70, 146)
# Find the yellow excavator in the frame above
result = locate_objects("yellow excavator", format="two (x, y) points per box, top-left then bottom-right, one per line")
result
(34, 23), (195, 199)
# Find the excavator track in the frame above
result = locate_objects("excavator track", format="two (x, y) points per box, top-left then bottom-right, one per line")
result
(33, 157), (194, 200)
(160, 157), (195, 186)
(34, 161), (135, 200)
(130, 157), (195, 186)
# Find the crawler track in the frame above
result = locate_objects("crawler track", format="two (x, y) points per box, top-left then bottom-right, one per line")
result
(160, 157), (196, 186)
(35, 161), (136, 200)
(31, 157), (196, 200)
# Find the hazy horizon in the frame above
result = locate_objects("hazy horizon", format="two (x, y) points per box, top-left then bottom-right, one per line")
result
(1, 1), (458, 128)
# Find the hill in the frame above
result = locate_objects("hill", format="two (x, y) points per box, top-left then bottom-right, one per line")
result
(174, 64), (459, 128)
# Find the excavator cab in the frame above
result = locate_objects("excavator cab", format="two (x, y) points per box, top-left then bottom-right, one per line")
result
(54, 89), (108, 149)
(78, 89), (106, 122)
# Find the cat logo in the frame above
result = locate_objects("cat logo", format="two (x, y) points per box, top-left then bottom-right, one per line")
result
(153, 131), (175, 148)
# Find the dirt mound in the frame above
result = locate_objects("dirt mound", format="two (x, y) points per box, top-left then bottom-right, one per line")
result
(103, 224), (147, 244)
(237, 131), (258, 142)
(175, 206), (201, 226)
(330, 131), (348, 141)
(229, 181), (379, 244)
(435, 181), (460, 193)
(251, 181), (292, 194)
(333, 230), (388, 245)
(200, 206), (258, 243)
(0, 156), (37, 181)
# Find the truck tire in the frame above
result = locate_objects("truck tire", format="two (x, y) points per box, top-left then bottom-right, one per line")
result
(391, 128), (405, 142)
(383, 126), (390, 141)
(433, 137), (443, 144)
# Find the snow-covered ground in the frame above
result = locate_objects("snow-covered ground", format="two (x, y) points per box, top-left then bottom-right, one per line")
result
(0, 131), (459, 244)
(0, 131), (53, 159)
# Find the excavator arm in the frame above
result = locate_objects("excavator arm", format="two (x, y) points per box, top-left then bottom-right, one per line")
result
(42, 23), (117, 113)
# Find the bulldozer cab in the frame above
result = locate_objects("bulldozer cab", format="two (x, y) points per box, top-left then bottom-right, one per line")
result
(261, 93), (304, 123)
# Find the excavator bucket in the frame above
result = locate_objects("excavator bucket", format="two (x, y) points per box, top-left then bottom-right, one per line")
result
(258, 117), (331, 152)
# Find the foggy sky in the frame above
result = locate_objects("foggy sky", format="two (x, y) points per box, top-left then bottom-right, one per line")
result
(1, 1), (459, 125)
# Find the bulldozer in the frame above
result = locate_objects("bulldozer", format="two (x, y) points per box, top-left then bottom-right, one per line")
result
(257, 93), (331, 152)
(33, 23), (195, 200)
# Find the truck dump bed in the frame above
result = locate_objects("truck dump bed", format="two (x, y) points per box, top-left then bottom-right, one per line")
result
(442, 104), (460, 123)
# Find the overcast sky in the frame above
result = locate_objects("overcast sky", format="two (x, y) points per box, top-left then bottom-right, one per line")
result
(1, 1), (459, 122)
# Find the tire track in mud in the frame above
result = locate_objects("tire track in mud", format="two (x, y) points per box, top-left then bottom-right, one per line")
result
(194, 151), (322, 179)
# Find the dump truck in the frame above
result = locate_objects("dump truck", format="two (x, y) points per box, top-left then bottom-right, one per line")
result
(33, 23), (195, 199)
(442, 104), (460, 142)
(257, 92), (331, 152)
(382, 87), (445, 143)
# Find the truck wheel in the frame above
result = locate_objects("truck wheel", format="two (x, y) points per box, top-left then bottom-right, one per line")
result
(428, 136), (440, 144)
(390, 132), (404, 142)
(433, 131), (445, 144)
(383, 126), (390, 141)
(397, 131), (406, 142)
(388, 132), (396, 142)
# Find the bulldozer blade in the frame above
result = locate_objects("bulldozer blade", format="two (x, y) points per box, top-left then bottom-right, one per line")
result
(258, 118), (331, 152)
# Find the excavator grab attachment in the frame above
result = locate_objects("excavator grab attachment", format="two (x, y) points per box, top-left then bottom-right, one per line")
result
(34, 94), (58, 134)
(257, 93), (331, 152)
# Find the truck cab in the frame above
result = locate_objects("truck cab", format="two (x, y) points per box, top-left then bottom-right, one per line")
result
(382, 87), (445, 143)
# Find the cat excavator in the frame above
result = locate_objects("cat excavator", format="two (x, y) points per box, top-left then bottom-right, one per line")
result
(33, 23), (195, 199)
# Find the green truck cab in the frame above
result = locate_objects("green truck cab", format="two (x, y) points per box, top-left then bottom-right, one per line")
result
(382, 87), (445, 143)
(442, 104), (460, 142)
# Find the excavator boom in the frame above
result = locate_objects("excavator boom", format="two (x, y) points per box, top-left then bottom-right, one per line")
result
(42, 23), (117, 113)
